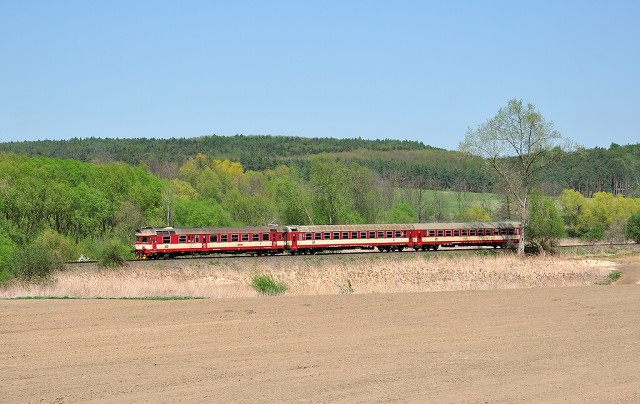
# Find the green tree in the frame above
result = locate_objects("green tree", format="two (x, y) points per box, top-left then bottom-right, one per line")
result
(386, 202), (416, 223)
(265, 166), (312, 225)
(626, 211), (640, 243)
(458, 205), (491, 222)
(309, 158), (353, 224)
(558, 189), (587, 236)
(460, 99), (574, 255)
(526, 190), (565, 253)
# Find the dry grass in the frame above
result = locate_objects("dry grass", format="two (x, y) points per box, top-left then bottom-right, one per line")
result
(0, 252), (619, 299)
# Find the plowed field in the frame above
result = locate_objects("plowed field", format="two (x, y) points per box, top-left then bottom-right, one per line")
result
(3, 256), (640, 403)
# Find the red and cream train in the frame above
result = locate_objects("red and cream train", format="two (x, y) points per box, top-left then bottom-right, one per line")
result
(134, 222), (522, 259)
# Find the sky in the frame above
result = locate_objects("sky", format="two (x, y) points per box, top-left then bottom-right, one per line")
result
(1, 1), (638, 151)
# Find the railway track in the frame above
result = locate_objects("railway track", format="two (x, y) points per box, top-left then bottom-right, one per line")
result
(64, 242), (639, 266)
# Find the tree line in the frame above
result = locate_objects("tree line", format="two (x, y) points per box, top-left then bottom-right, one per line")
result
(2, 135), (638, 197)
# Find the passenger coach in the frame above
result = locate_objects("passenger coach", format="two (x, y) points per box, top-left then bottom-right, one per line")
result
(285, 224), (413, 254)
(134, 226), (286, 259)
(412, 222), (520, 251)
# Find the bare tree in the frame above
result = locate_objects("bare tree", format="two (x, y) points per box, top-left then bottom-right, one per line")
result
(460, 99), (574, 255)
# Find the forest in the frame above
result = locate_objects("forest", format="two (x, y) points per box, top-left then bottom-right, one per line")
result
(2, 135), (640, 196)
(1, 135), (640, 281)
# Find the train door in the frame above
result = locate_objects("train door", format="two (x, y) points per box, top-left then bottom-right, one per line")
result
(202, 234), (207, 250)
(152, 236), (157, 251)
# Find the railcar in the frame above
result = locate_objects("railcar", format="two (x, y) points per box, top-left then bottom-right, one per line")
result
(412, 222), (520, 251)
(134, 221), (522, 259)
(285, 224), (413, 254)
(134, 226), (286, 259)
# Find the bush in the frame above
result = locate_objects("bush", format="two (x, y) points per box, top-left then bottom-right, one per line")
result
(627, 211), (640, 243)
(0, 234), (17, 283)
(97, 239), (129, 268)
(251, 274), (288, 295)
(9, 241), (63, 282)
(581, 226), (605, 244)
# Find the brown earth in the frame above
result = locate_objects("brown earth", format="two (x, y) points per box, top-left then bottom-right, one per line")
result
(3, 256), (640, 403)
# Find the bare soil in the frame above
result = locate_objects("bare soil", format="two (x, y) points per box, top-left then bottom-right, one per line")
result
(3, 255), (640, 403)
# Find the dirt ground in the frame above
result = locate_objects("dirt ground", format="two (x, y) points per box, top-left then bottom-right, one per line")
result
(3, 256), (640, 403)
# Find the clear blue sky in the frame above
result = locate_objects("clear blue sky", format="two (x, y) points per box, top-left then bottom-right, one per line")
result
(1, 1), (638, 151)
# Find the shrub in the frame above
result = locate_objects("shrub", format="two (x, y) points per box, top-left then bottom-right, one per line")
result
(251, 274), (288, 295)
(627, 211), (640, 243)
(0, 234), (17, 283)
(581, 226), (605, 244)
(9, 241), (63, 282)
(97, 239), (129, 268)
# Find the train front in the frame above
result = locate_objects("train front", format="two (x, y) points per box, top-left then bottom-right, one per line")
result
(134, 227), (156, 259)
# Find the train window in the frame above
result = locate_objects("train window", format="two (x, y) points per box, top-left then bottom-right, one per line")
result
(360, 231), (366, 238)
(437, 230), (443, 237)
(342, 232), (349, 239)
(221, 235), (228, 242)
(210, 234), (217, 242)
(376, 231), (383, 238)
(262, 233), (269, 241)
(461, 230), (467, 236)
(324, 232), (331, 239)
(162, 235), (170, 244)
(304, 232), (312, 240)
(454, 230), (460, 237)
(333, 232), (340, 239)
(231, 235), (238, 242)
(385, 231), (391, 238)
(445, 230), (452, 237)
(395, 231), (402, 237)
(241, 234), (249, 242)
(179, 235), (187, 243)
(315, 232), (321, 240)
(508, 228), (515, 235)
(500, 228), (507, 235)
(351, 232), (358, 239)
(251, 234), (259, 241)
(369, 231), (376, 238)
(428, 230), (435, 237)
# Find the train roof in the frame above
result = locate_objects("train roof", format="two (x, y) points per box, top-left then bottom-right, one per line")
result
(411, 221), (521, 230)
(291, 224), (411, 232)
(135, 226), (283, 235)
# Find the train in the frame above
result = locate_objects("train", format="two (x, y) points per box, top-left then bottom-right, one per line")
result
(134, 221), (522, 259)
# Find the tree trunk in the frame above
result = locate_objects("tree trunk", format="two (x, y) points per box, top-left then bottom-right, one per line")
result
(517, 194), (527, 256)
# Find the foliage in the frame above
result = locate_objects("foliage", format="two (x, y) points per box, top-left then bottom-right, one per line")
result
(9, 240), (63, 282)
(526, 190), (565, 252)
(460, 98), (574, 255)
(251, 274), (288, 295)
(97, 239), (130, 268)
(386, 203), (417, 223)
(458, 205), (491, 222)
(0, 233), (17, 283)
(581, 226), (605, 243)
(626, 211), (640, 243)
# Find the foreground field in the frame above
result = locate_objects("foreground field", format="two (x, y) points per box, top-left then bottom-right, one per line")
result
(3, 253), (640, 402)
(3, 281), (640, 402)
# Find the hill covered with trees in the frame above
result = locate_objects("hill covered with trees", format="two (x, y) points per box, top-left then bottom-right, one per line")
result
(3, 135), (639, 197)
